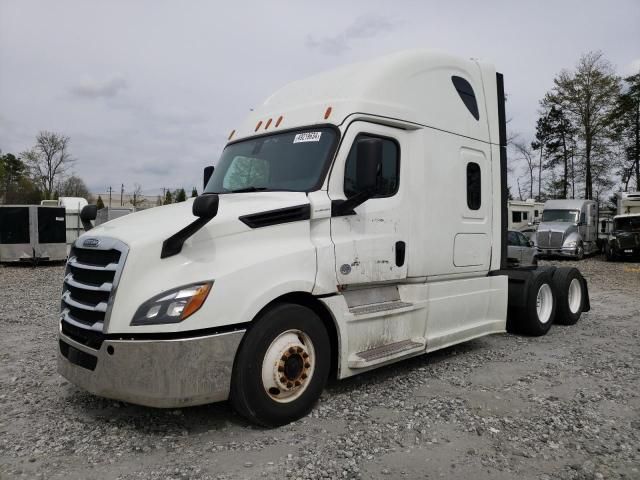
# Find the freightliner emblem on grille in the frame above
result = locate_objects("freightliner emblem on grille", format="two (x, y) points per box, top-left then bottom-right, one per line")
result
(83, 238), (100, 248)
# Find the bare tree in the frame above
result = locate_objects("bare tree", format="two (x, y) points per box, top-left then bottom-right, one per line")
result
(513, 140), (537, 200)
(129, 183), (144, 209)
(22, 131), (74, 200)
(60, 175), (90, 198)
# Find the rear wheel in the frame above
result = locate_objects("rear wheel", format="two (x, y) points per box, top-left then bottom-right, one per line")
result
(575, 242), (585, 260)
(552, 267), (586, 325)
(508, 271), (557, 336)
(230, 303), (330, 427)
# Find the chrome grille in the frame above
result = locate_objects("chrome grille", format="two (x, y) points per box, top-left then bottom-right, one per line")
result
(61, 237), (128, 334)
(537, 230), (564, 248)
(618, 234), (640, 249)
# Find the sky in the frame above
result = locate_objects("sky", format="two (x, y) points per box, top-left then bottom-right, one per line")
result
(1, 0), (639, 197)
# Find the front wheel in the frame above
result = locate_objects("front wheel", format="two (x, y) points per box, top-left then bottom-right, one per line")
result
(230, 303), (330, 427)
(575, 243), (585, 260)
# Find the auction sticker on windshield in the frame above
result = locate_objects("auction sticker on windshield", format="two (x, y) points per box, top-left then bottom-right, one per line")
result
(293, 132), (322, 143)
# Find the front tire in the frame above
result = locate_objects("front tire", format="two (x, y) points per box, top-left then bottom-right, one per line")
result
(230, 303), (330, 427)
(575, 243), (585, 260)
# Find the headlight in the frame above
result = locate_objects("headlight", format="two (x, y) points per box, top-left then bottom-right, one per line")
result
(565, 241), (577, 248)
(131, 282), (213, 325)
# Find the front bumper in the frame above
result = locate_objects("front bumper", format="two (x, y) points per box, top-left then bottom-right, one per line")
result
(536, 247), (579, 258)
(58, 323), (245, 408)
(612, 246), (640, 258)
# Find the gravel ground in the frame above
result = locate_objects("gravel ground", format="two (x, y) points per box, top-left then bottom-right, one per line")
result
(0, 256), (639, 480)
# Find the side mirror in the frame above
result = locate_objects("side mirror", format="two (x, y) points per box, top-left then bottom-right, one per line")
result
(203, 166), (214, 190)
(529, 240), (535, 247)
(80, 204), (97, 232)
(355, 139), (383, 192)
(80, 204), (97, 222)
(193, 193), (219, 219)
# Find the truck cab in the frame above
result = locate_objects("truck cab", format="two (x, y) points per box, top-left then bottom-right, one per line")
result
(536, 199), (598, 259)
(605, 192), (640, 260)
(58, 50), (590, 426)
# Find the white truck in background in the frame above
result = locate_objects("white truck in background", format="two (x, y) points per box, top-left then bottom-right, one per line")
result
(604, 192), (640, 260)
(59, 50), (590, 427)
(536, 199), (599, 259)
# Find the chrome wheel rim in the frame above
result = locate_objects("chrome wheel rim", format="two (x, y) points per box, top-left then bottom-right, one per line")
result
(261, 329), (315, 403)
(567, 278), (582, 314)
(536, 284), (553, 324)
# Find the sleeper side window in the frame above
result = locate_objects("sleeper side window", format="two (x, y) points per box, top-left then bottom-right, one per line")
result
(466, 162), (481, 210)
(512, 211), (521, 223)
(344, 135), (399, 199)
(452, 76), (480, 120)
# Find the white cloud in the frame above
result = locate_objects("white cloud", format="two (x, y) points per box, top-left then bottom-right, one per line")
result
(70, 75), (127, 99)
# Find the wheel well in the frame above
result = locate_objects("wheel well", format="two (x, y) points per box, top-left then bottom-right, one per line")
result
(251, 292), (340, 381)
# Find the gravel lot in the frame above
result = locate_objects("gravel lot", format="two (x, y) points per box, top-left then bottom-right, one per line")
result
(0, 257), (638, 480)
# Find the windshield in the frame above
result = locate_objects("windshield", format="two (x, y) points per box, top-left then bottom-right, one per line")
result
(204, 128), (338, 193)
(614, 216), (640, 232)
(542, 209), (579, 223)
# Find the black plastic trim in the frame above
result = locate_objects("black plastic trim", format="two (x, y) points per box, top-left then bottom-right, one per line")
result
(161, 216), (211, 258)
(239, 204), (311, 229)
(59, 340), (98, 371)
(496, 72), (508, 270)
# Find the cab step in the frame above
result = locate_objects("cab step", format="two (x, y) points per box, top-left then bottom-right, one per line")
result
(348, 338), (425, 369)
(349, 300), (413, 316)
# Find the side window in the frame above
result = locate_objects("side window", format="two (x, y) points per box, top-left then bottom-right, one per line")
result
(512, 211), (521, 223)
(344, 135), (399, 199)
(523, 212), (528, 221)
(580, 212), (586, 225)
(223, 156), (269, 191)
(518, 233), (530, 247)
(507, 231), (518, 246)
(534, 210), (539, 217)
(466, 162), (481, 210)
(452, 76), (480, 120)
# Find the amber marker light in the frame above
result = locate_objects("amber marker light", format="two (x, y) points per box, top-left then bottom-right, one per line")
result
(265, 118), (272, 129)
(275, 115), (283, 127)
(228, 129), (235, 140)
(180, 283), (212, 321)
(324, 106), (332, 119)
(255, 120), (263, 132)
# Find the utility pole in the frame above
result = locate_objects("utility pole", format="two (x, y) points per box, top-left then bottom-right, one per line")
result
(108, 186), (112, 208)
(121, 184), (124, 206)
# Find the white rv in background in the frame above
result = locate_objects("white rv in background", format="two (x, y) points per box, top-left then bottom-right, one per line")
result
(508, 199), (544, 230)
(58, 50), (591, 427)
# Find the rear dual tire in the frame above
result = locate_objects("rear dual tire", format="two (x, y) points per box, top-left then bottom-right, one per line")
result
(508, 270), (557, 336)
(551, 267), (586, 325)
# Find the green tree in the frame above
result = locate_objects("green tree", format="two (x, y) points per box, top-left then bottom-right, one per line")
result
(543, 52), (621, 199)
(616, 72), (640, 191)
(96, 195), (105, 209)
(175, 188), (187, 202)
(0, 152), (41, 204)
(163, 190), (173, 205)
(191, 187), (198, 197)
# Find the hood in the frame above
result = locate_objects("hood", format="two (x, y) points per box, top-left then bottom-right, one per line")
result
(537, 222), (577, 235)
(82, 191), (310, 249)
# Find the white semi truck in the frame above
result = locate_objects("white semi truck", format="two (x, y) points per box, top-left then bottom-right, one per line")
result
(58, 50), (590, 426)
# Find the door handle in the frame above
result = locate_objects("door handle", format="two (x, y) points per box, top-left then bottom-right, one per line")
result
(395, 241), (406, 267)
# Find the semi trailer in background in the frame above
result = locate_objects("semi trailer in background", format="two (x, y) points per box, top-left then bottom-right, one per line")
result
(0, 205), (67, 263)
(57, 50), (591, 427)
(41, 197), (89, 254)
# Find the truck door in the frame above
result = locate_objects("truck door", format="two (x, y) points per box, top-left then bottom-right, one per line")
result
(328, 122), (408, 285)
